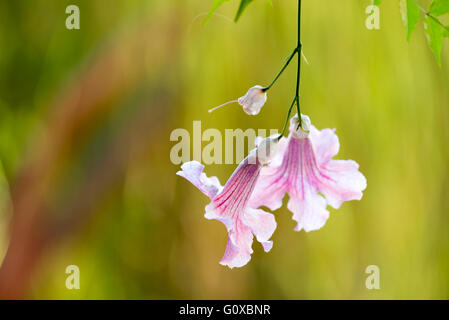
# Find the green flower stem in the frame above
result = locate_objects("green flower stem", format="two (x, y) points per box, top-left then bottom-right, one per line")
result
(263, 48), (298, 92)
(295, 0), (302, 128)
(274, 0), (303, 138)
(278, 96), (297, 139)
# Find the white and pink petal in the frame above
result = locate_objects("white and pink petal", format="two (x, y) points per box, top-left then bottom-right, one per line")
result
(177, 161), (222, 199)
(309, 125), (340, 165)
(287, 183), (330, 232)
(317, 159), (367, 209)
(220, 219), (253, 268)
(250, 169), (288, 211)
(243, 208), (277, 252)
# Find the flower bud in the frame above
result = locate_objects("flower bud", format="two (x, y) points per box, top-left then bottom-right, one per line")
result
(238, 85), (267, 115)
(291, 113), (311, 139)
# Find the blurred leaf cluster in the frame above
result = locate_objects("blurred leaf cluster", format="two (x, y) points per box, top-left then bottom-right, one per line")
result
(376, 0), (449, 65)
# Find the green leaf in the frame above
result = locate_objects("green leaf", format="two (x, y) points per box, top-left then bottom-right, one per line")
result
(235, 0), (254, 22)
(204, 0), (231, 25)
(373, 0), (383, 6)
(429, 0), (449, 16)
(424, 15), (446, 65)
(406, 0), (421, 41)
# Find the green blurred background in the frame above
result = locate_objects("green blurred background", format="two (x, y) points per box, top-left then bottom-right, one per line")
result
(0, 0), (448, 299)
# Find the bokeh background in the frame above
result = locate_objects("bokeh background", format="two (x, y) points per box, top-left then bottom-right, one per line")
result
(0, 0), (448, 299)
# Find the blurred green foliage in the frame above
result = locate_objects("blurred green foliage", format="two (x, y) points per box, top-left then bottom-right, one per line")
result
(0, 0), (448, 299)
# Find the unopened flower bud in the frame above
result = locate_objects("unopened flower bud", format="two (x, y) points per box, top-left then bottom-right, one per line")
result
(209, 85), (267, 116)
(238, 85), (267, 115)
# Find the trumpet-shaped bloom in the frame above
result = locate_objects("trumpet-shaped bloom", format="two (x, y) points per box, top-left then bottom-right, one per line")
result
(250, 114), (367, 232)
(177, 138), (278, 268)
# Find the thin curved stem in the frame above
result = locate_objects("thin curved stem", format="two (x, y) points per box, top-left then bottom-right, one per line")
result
(295, 0), (302, 128)
(277, 0), (303, 137)
(263, 48), (298, 91)
(278, 96), (297, 140)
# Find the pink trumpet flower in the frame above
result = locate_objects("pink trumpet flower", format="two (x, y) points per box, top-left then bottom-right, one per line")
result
(177, 137), (278, 268)
(208, 85), (267, 115)
(250, 114), (367, 232)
